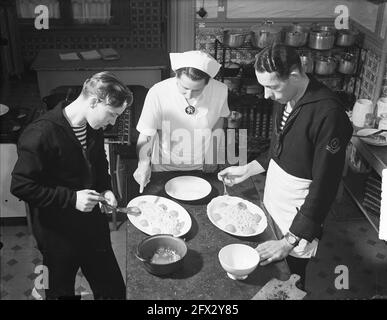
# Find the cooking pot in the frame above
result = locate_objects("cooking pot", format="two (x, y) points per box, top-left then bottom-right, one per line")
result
(336, 29), (358, 47)
(299, 52), (314, 73)
(250, 20), (282, 49)
(222, 31), (247, 48)
(309, 25), (335, 50)
(135, 234), (187, 276)
(338, 53), (356, 74)
(314, 56), (337, 75)
(284, 23), (309, 47)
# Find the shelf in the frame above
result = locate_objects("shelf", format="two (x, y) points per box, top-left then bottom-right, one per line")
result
(343, 176), (379, 234)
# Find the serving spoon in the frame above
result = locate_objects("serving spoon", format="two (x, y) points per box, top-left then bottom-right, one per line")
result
(100, 199), (142, 217)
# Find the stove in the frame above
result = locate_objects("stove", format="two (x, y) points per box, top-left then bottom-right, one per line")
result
(0, 106), (38, 143)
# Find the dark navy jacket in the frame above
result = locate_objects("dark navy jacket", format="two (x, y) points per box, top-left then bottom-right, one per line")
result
(11, 103), (112, 249)
(259, 77), (353, 242)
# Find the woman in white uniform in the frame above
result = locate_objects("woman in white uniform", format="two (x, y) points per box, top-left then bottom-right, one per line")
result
(134, 50), (230, 193)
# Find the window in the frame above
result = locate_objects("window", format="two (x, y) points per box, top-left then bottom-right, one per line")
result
(71, 0), (111, 24)
(16, 0), (60, 19)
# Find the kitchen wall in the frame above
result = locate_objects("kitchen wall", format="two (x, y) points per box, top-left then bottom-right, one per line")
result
(194, 0), (384, 100)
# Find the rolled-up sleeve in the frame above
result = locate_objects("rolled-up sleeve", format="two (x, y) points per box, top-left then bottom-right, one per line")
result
(136, 87), (161, 137)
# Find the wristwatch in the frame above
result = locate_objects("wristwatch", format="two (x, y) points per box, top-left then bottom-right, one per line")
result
(283, 231), (301, 247)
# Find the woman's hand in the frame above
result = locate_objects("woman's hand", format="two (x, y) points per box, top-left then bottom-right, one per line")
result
(133, 161), (151, 193)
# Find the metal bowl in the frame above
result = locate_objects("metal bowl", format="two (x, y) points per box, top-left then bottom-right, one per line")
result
(135, 234), (187, 276)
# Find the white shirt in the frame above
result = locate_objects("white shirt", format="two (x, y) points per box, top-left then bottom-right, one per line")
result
(136, 77), (230, 171)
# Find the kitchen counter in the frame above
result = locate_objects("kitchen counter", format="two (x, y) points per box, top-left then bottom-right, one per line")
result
(350, 137), (387, 176)
(125, 171), (291, 300)
(31, 48), (170, 97)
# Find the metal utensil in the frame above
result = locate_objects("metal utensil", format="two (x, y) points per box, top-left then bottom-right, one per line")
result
(353, 129), (387, 138)
(100, 200), (142, 217)
(221, 176), (229, 196)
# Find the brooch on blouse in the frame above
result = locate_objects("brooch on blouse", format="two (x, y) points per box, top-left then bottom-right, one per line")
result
(185, 105), (196, 115)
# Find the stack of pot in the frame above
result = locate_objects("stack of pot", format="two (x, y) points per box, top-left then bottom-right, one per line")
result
(250, 20), (282, 49)
(284, 23), (310, 47)
(309, 25), (336, 50)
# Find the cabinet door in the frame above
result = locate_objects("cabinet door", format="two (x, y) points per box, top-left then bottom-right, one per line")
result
(0, 144), (26, 218)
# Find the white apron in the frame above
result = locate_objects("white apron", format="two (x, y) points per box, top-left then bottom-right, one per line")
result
(263, 159), (319, 258)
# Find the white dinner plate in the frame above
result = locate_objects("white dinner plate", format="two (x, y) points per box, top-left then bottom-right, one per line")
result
(127, 195), (192, 237)
(207, 195), (267, 237)
(165, 176), (212, 201)
(356, 128), (387, 146)
(0, 104), (9, 116)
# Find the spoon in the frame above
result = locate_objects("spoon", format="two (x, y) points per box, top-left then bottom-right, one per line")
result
(221, 175), (229, 196)
(100, 199), (142, 217)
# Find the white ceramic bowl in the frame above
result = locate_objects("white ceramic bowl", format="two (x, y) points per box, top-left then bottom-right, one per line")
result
(218, 244), (260, 280)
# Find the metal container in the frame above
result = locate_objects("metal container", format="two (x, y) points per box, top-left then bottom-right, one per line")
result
(135, 234), (187, 276)
(250, 21), (282, 49)
(338, 53), (356, 74)
(336, 29), (358, 47)
(284, 23), (309, 47)
(314, 56), (337, 75)
(309, 25), (335, 50)
(222, 31), (247, 48)
(299, 52), (314, 73)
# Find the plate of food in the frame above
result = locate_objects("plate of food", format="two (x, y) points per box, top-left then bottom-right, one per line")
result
(207, 195), (267, 237)
(355, 128), (387, 146)
(165, 176), (212, 201)
(127, 195), (192, 237)
(0, 104), (9, 116)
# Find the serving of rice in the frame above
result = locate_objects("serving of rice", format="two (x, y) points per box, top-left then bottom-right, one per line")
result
(136, 201), (185, 236)
(208, 196), (266, 236)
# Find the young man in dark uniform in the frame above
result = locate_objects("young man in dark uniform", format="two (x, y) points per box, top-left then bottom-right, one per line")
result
(218, 44), (353, 290)
(11, 72), (133, 299)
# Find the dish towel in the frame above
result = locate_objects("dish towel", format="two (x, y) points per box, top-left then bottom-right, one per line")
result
(379, 169), (387, 241)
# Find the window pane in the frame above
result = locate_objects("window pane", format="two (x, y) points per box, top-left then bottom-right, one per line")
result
(16, 0), (60, 18)
(71, 0), (112, 24)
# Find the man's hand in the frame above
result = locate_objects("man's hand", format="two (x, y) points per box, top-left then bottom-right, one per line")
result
(76, 189), (105, 212)
(255, 239), (294, 266)
(217, 164), (250, 186)
(133, 161), (151, 193)
(218, 160), (265, 186)
(100, 190), (118, 213)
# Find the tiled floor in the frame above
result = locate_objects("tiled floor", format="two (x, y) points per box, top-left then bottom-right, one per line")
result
(1, 72), (387, 300)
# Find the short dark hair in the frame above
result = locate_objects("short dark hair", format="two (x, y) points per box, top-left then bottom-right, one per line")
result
(254, 44), (302, 80)
(175, 67), (210, 84)
(82, 71), (133, 108)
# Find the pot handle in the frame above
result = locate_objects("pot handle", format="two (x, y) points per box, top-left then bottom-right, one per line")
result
(263, 20), (274, 26)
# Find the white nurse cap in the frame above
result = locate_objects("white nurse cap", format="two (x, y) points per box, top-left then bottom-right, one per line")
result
(169, 50), (221, 78)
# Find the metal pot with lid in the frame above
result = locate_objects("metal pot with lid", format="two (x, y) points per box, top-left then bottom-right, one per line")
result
(299, 51), (314, 74)
(338, 53), (356, 74)
(309, 25), (336, 50)
(250, 20), (282, 49)
(284, 23), (310, 47)
(315, 55), (337, 75)
(222, 30), (247, 48)
(336, 29), (358, 47)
